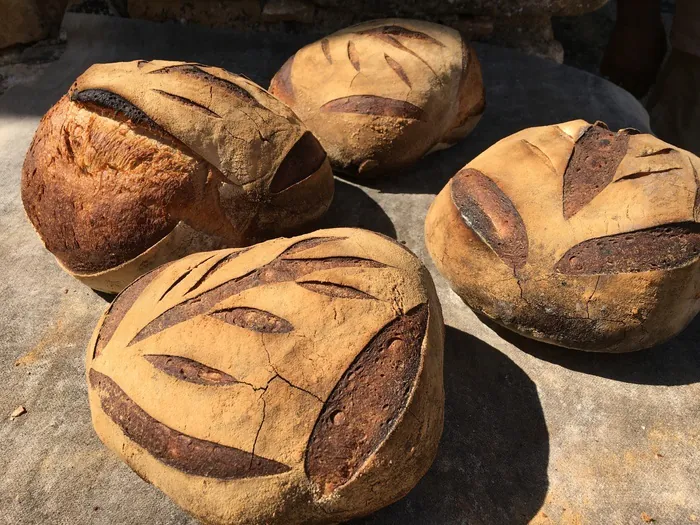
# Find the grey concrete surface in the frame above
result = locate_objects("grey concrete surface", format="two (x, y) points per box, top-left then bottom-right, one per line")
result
(0, 13), (697, 525)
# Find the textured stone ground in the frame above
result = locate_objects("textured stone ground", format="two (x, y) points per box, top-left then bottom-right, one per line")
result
(1, 13), (698, 525)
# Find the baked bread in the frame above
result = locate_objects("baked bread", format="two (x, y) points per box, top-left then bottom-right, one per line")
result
(22, 60), (334, 293)
(86, 228), (444, 524)
(425, 120), (700, 352)
(269, 19), (485, 177)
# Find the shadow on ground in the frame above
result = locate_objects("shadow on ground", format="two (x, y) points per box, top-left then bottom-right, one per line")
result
(484, 315), (700, 386)
(314, 178), (397, 238)
(354, 326), (549, 525)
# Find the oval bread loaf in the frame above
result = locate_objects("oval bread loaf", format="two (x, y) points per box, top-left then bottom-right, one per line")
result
(269, 19), (485, 177)
(22, 60), (334, 293)
(425, 120), (700, 352)
(86, 228), (444, 524)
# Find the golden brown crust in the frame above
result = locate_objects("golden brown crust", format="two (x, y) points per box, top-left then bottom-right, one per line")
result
(269, 19), (485, 177)
(22, 61), (334, 292)
(86, 228), (444, 524)
(426, 120), (700, 352)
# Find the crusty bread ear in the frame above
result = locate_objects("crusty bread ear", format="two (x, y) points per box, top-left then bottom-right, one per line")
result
(86, 228), (444, 524)
(425, 120), (700, 353)
(21, 60), (334, 293)
(270, 19), (485, 178)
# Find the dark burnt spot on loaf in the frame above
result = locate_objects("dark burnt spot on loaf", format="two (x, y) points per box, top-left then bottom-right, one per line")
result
(269, 54), (295, 105)
(563, 123), (629, 219)
(298, 281), (376, 300)
(320, 95), (425, 121)
(305, 303), (428, 494)
(89, 369), (290, 478)
(321, 38), (332, 64)
(270, 132), (327, 193)
(149, 64), (262, 107)
(451, 168), (528, 269)
(280, 236), (345, 257)
(71, 89), (162, 131)
(152, 89), (222, 118)
(129, 255), (386, 345)
(555, 222), (700, 275)
(144, 355), (238, 385)
(137, 60), (151, 68)
(94, 263), (173, 358)
(347, 40), (360, 71)
(210, 307), (293, 333)
(384, 54), (411, 88)
(356, 25), (445, 47)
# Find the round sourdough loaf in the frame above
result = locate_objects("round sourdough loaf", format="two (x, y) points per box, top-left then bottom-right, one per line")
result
(22, 60), (334, 293)
(425, 120), (700, 352)
(269, 19), (485, 177)
(86, 228), (444, 524)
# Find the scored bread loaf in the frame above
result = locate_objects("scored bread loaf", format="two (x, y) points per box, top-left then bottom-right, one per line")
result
(22, 60), (334, 293)
(425, 120), (700, 352)
(269, 19), (485, 177)
(86, 228), (444, 524)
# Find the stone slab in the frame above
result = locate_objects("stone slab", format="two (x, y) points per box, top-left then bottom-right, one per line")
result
(1, 13), (698, 525)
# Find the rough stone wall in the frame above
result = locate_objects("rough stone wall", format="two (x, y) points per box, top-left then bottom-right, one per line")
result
(121, 0), (611, 62)
(0, 0), (611, 62)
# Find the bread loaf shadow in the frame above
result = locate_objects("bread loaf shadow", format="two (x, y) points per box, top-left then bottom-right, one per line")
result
(353, 326), (549, 525)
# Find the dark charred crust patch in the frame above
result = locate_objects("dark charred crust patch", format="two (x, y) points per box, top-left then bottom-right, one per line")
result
(210, 307), (293, 333)
(384, 54), (411, 88)
(305, 303), (428, 494)
(144, 355), (238, 385)
(451, 168), (529, 269)
(280, 236), (345, 257)
(137, 60), (151, 68)
(347, 40), (360, 71)
(320, 95), (425, 121)
(555, 222), (700, 274)
(129, 256), (386, 345)
(94, 263), (172, 358)
(149, 64), (261, 107)
(563, 123), (629, 219)
(71, 89), (161, 131)
(321, 38), (332, 63)
(89, 369), (290, 478)
(269, 132), (327, 193)
(269, 54), (295, 105)
(152, 89), (222, 118)
(356, 25), (445, 47)
(298, 281), (376, 300)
